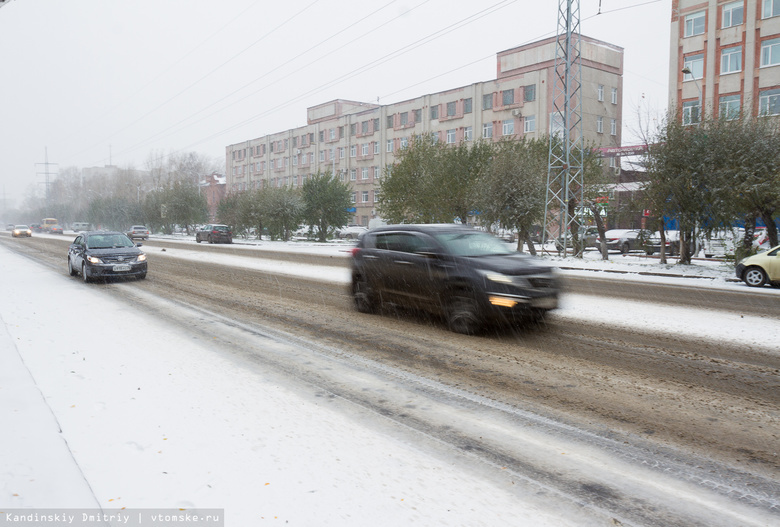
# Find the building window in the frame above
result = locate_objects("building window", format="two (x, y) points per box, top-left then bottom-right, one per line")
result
(683, 54), (704, 79)
(387, 115), (394, 128)
(684, 10), (705, 37)
(373, 118), (380, 132)
(319, 151), (325, 162)
(431, 105), (439, 119)
(329, 129), (336, 140)
(362, 168), (369, 180)
(597, 84), (604, 101)
(293, 155), (298, 166)
(464, 126), (473, 141)
(464, 98), (472, 113)
(447, 101), (456, 116)
(400, 112), (408, 126)
(350, 169), (357, 181)
(524, 116), (536, 133)
(764, 0), (780, 18)
(682, 100), (701, 125)
(483, 93), (493, 110)
(524, 85), (536, 102)
(446, 129), (456, 143)
(350, 124), (356, 136)
(361, 121), (369, 134)
(350, 145), (356, 157)
(386, 139), (393, 152)
(761, 38), (780, 67)
(319, 131), (324, 142)
(611, 87), (618, 104)
(721, 46), (741, 74)
(759, 89), (780, 115)
(482, 123), (493, 138)
(596, 116), (604, 133)
(723, 1), (743, 27)
(339, 147), (345, 159)
(610, 119), (617, 136)
(414, 109), (421, 123)
(362, 143), (369, 156)
(401, 137), (408, 148)
(502, 89), (514, 105)
(351, 192), (356, 204)
(374, 141), (379, 154)
(502, 119), (514, 136)
(719, 94), (741, 120)
(362, 191), (370, 203)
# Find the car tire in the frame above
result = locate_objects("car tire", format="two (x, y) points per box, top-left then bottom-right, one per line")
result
(68, 257), (77, 276)
(446, 293), (480, 335)
(196, 235), (201, 243)
(743, 266), (767, 287)
(352, 275), (377, 314)
(208, 235), (213, 244)
(620, 242), (630, 254)
(81, 262), (91, 283)
(137, 272), (147, 280)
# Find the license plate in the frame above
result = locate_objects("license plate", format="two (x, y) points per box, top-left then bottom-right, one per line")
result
(113, 264), (131, 272)
(531, 296), (558, 309)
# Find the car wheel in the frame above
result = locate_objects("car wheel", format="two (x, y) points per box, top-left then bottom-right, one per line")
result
(137, 272), (147, 280)
(446, 293), (480, 335)
(196, 235), (201, 243)
(345, 234), (354, 240)
(352, 275), (377, 314)
(81, 262), (91, 283)
(208, 235), (213, 244)
(743, 266), (767, 287)
(620, 242), (630, 254)
(68, 257), (77, 276)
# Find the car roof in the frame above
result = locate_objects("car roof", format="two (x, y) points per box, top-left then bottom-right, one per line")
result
(367, 223), (476, 234)
(82, 230), (128, 236)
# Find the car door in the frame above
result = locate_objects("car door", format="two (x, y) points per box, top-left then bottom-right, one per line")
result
(69, 235), (86, 267)
(765, 247), (780, 281)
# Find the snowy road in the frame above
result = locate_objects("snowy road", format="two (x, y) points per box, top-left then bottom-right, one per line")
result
(1, 234), (779, 526)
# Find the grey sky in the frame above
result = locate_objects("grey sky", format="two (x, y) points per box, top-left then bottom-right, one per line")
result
(0, 0), (671, 209)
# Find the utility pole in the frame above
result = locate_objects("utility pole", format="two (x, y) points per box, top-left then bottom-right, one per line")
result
(543, 0), (584, 258)
(36, 147), (59, 209)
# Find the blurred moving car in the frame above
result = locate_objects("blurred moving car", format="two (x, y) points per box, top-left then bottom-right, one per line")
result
(350, 224), (559, 334)
(126, 225), (150, 240)
(335, 225), (368, 240)
(736, 244), (780, 287)
(67, 231), (147, 283)
(195, 224), (233, 244)
(12, 225), (32, 237)
(603, 229), (652, 254)
(30, 223), (42, 232)
(49, 225), (64, 235)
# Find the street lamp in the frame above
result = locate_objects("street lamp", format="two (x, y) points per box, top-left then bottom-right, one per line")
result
(681, 66), (702, 123)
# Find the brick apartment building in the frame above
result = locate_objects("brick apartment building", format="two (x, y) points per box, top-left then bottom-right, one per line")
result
(671, 0), (780, 123)
(226, 35), (624, 226)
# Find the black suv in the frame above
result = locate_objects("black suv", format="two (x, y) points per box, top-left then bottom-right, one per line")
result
(350, 224), (559, 334)
(196, 224), (233, 244)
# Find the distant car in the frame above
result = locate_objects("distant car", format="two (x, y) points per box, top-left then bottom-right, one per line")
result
(702, 228), (743, 258)
(12, 225), (32, 237)
(336, 225), (368, 240)
(555, 226), (600, 252)
(602, 229), (652, 254)
(196, 224), (233, 244)
(736, 244), (780, 287)
(126, 225), (150, 240)
(5, 223), (14, 231)
(30, 223), (42, 232)
(67, 231), (147, 283)
(71, 222), (91, 232)
(350, 224), (560, 334)
(49, 224), (63, 234)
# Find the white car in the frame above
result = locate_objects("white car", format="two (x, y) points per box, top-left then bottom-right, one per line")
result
(335, 225), (368, 240)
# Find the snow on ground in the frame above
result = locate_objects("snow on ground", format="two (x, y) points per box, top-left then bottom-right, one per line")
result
(1, 235), (778, 525)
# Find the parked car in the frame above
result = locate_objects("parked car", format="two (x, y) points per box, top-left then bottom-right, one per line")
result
(67, 231), (147, 282)
(49, 224), (64, 234)
(12, 225), (32, 237)
(196, 224), (233, 244)
(603, 229), (652, 254)
(5, 223), (14, 231)
(555, 226), (600, 252)
(350, 224), (560, 334)
(126, 225), (150, 240)
(71, 222), (91, 232)
(735, 244), (780, 287)
(335, 225), (368, 240)
(702, 228), (743, 258)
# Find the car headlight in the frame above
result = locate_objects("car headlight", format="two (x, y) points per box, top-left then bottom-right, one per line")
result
(87, 256), (102, 264)
(478, 270), (514, 284)
(137, 253), (147, 262)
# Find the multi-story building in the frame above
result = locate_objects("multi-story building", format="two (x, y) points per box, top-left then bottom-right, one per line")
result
(226, 35), (624, 226)
(670, 0), (780, 124)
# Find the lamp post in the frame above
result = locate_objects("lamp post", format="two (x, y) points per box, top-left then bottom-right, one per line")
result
(681, 66), (702, 123)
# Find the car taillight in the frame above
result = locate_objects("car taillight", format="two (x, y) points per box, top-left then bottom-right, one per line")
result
(351, 247), (361, 257)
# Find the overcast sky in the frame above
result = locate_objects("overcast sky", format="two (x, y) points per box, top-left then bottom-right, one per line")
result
(0, 0), (671, 209)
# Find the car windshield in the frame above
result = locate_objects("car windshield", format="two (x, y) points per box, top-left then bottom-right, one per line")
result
(87, 234), (134, 249)
(212, 226), (229, 232)
(433, 231), (514, 257)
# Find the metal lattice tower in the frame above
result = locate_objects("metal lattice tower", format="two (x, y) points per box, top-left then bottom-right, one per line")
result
(543, 0), (584, 257)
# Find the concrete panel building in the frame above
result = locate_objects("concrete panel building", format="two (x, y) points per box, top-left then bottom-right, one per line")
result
(226, 35), (624, 226)
(670, 0), (780, 123)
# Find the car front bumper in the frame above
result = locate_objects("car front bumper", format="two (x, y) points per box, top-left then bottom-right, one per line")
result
(85, 261), (147, 279)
